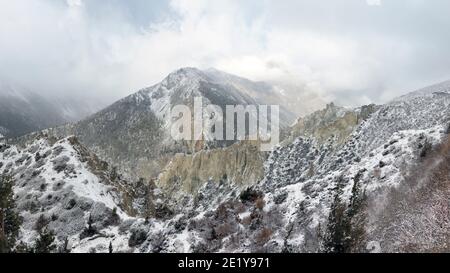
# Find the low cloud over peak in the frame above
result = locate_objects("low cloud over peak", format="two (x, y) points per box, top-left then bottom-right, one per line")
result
(1, 0), (449, 112)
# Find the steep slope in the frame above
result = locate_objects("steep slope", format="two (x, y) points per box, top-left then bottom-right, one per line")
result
(3, 77), (450, 253)
(0, 135), (166, 253)
(157, 141), (265, 198)
(50, 68), (295, 180)
(289, 103), (379, 146)
(127, 80), (450, 253)
(240, 81), (450, 252)
(203, 68), (298, 122)
(0, 85), (67, 138)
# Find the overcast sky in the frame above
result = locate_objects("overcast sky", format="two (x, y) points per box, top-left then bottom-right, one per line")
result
(1, 0), (450, 108)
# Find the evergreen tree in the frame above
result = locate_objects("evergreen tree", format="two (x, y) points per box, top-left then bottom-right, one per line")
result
(34, 228), (56, 253)
(323, 176), (350, 253)
(14, 241), (33, 253)
(323, 191), (348, 253)
(0, 175), (22, 253)
(80, 213), (97, 240)
(109, 241), (113, 253)
(59, 237), (71, 253)
(87, 214), (94, 231)
(323, 174), (368, 253)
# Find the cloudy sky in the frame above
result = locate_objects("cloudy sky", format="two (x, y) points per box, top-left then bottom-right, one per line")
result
(1, 0), (450, 109)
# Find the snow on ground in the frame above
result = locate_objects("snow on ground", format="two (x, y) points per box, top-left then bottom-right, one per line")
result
(0, 136), (134, 252)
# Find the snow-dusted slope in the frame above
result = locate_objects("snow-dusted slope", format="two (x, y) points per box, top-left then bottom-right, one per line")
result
(2, 77), (450, 253)
(49, 68), (295, 180)
(247, 82), (450, 252)
(0, 135), (144, 253)
(0, 86), (67, 138)
(129, 80), (450, 253)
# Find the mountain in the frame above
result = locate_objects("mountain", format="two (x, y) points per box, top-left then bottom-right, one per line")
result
(0, 84), (66, 138)
(0, 81), (100, 138)
(2, 74), (450, 253)
(48, 68), (296, 180)
(147, 79), (450, 253)
(0, 134), (177, 253)
(256, 81), (450, 252)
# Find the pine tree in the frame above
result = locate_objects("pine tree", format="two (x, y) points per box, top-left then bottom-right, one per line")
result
(109, 241), (113, 253)
(0, 175), (22, 253)
(80, 213), (97, 240)
(323, 174), (368, 253)
(87, 214), (93, 231)
(323, 176), (350, 253)
(15, 241), (33, 253)
(34, 228), (56, 253)
(324, 192), (348, 253)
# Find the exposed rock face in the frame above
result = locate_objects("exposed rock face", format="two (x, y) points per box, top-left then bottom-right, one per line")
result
(2, 72), (450, 253)
(248, 81), (450, 253)
(157, 142), (265, 197)
(289, 103), (379, 146)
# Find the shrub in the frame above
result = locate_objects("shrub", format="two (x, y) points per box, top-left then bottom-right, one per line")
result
(128, 227), (148, 247)
(239, 188), (263, 203)
(255, 228), (273, 245)
(79, 214), (97, 240)
(34, 214), (50, 231)
(34, 228), (56, 253)
(255, 198), (265, 210)
(214, 223), (234, 239)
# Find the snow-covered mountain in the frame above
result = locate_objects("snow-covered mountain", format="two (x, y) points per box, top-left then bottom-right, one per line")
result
(0, 86), (67, 138)
(1, 74), (450, 253)
(48, 68), (296, 180)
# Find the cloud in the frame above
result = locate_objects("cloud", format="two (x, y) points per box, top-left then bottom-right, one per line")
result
(0, 0), (450, 114)
(366, 0), (382, 6)
(66, 0), (83, 7)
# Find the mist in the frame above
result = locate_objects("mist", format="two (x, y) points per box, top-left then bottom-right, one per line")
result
(1, 0), (450, 113)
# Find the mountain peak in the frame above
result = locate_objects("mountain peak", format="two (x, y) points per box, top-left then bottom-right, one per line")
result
(165, 67), (207, 80)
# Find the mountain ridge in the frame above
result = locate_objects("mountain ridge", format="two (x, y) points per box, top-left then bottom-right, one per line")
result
(2, 70), (450, 253)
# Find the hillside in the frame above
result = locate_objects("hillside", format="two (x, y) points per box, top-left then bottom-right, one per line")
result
(1, 76), (450, 253)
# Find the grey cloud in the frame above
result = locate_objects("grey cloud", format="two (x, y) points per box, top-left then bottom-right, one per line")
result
(0, 0), (449, 114)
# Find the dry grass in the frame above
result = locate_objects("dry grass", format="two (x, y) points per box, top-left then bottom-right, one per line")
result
(255, 197), (266, 210)
(255, 228), (273, 245)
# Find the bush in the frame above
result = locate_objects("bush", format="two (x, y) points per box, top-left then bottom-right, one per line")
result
(34, 214), (50, 231)
(214, 223), (234, 239)
(79, 214), (97, 240)
(255, 228), (273, 245)
(14, 241), (33, 253)
(255, 198), (265, 210)
(419, 140), (433, 158)
(239, 188), (263, 203)
(128, 228), (148, 247)
(373, 136), (450, 252)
